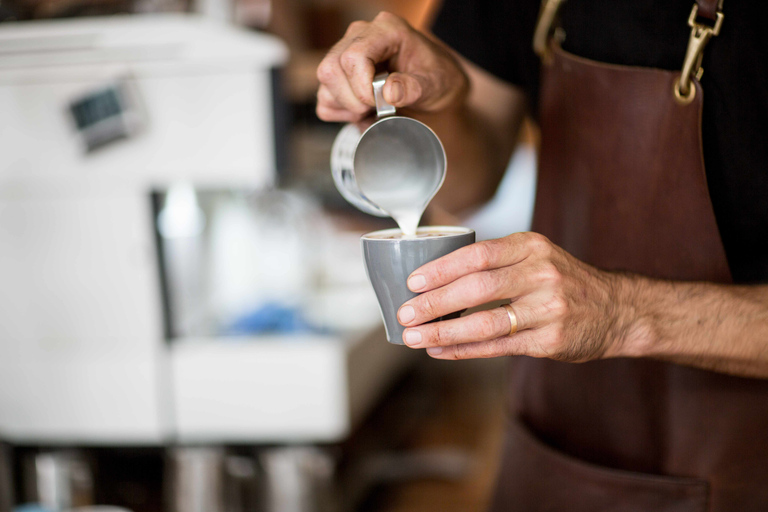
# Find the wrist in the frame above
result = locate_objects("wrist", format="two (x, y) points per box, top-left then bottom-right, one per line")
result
(605, 272), (659, 359)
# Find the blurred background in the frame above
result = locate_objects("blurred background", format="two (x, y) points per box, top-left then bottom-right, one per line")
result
(0, 1), (536, 511)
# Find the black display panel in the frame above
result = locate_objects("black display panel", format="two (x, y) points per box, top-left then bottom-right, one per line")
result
(70, 87), (124, 131)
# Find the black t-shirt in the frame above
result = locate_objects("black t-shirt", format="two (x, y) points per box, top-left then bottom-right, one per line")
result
(432, 0), (768, 284)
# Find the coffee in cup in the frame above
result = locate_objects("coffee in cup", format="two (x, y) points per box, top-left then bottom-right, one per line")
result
(361, 226), (476, 344)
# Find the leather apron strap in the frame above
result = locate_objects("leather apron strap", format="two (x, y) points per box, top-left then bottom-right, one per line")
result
(490, 3), (768, 511)
(532, 45), (731, 282)
(696, 0), (723, 22)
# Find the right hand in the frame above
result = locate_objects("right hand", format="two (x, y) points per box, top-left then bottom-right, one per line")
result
(316, 11), (469, 123)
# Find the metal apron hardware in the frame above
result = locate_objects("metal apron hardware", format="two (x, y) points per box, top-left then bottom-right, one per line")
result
(490, 1), (768, 511)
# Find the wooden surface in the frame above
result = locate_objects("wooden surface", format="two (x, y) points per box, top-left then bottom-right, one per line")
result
(358, 356), (507, 512)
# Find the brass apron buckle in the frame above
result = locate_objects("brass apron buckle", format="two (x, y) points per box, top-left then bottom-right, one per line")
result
(533, 0), (566, 62)
(674, 4), (724, 105)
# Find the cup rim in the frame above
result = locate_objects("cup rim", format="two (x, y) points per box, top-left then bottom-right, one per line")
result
(361, 225), (474, 241)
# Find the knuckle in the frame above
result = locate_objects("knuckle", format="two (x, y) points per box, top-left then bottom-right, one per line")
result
(316, 59), (337, 84)
(374, 10), (401, 25)
(432, 325), (448, 347)
(339, 48), (361, 73)
(461, 340), (498, 359)
(452, 342), (471, 360)
(526, 232), (552, 255)
(538, 262), (563, 286)
(390, 22), (412, 41)
(506, 330), (528, 354)
(430, 262), (450, 286)
(420, 292), (441, 319)
(345, 20), (368, 35)
(546, 294), (569, 318)
(472, 242), (494, 270)
(476, 314), (498, 339)
(474, 272), (499, 300)
(484, 338), (507, 357)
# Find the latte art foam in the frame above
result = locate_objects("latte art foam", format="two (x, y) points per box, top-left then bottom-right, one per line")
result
(362, 226), (472, 240)
(367, 232), (451, 240)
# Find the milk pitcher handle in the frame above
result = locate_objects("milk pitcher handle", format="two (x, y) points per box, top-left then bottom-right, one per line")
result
(330, 72), (445, 219)
(373, 72), (396, 118)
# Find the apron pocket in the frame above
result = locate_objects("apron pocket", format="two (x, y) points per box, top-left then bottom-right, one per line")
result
(489, 419), (708, 512)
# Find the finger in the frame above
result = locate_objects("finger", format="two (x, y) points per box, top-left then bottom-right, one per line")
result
(316, 23), (375, 117)
(339, 12), (411, 106)
(317, 53), (373, 118)
(426, 328), (544, 360)
(383, 69), (457, 111)
(407, 233), (549, 293)
(500, 292), (562, 335)
(399, 267), (519, 326)
(403, 284), (566, 349)
(402, 307), (517, 348)
(316, 85), (367, 122)
(382, 71), (426, 108)
(317, 84), (344, 111)
(403, 292), (558, 348)
(316, 104), (366, 123)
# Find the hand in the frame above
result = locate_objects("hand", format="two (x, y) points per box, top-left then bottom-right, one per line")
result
(316, 11), (469, 122)
(397, 232), (629, 361)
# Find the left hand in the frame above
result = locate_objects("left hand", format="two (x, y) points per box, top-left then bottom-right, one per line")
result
(397, 232), (628, 361)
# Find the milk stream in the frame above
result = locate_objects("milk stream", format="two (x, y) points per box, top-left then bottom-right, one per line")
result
(364, 189), (429, 238)
(389, 208), (422, 238)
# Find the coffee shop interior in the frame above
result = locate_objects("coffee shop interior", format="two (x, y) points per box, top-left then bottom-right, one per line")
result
(0, 0), (537, 510)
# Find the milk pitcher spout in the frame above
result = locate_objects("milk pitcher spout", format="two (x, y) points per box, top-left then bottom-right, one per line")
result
(330, 72), (447, 231)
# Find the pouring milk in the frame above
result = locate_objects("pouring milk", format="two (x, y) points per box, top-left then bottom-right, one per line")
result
(330, 73), (447, 235)
(355, 138), (445, 236)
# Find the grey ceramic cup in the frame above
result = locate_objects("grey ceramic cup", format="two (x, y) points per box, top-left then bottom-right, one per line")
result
(361, 226), (476, 344)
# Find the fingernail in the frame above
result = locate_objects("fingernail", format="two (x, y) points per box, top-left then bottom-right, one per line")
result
(427, 347), (443, 356)
(389, 81), (404, 103)
(408, 274), (426, 291)
(404, 329), (422, 347)
(398, 305), (415, 324)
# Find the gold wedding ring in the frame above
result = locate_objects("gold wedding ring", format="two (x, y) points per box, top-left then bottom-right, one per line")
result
(502, 303), (518, 336)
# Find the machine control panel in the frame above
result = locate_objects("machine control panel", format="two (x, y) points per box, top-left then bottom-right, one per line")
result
(68, 79), (144, 152)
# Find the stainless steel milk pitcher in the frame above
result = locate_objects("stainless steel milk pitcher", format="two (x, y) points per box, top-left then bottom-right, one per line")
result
(330, 72), (447, 218)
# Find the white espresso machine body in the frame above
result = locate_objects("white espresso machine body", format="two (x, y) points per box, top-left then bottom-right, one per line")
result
(0, 15), (288, 444)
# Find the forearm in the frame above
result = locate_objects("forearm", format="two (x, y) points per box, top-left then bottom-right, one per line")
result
(423, 108), (517, 216)
(421, 58), (527, 218)
(613, 274), (768, 378)
(315, 14), (525, 220)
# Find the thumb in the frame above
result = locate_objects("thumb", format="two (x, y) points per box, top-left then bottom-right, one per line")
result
(382, 72), (429, 109)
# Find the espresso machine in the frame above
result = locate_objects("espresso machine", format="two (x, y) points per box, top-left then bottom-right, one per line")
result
(0, 14), (416, 511)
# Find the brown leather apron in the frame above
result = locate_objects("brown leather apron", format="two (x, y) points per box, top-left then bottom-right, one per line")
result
(489, 1), (768, 511)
